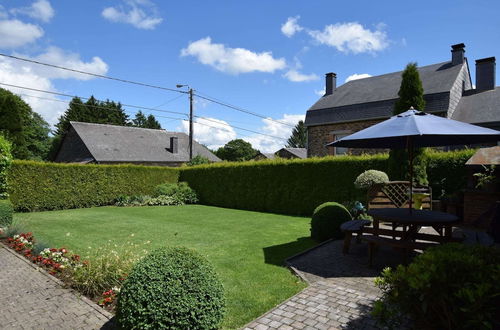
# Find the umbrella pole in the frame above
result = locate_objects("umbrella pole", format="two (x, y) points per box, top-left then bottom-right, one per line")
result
(408, 137), (414, 214)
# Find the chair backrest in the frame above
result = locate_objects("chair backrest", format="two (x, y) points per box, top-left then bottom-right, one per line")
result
(367, 181), (432, 210)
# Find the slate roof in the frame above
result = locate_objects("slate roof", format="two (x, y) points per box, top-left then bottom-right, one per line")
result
(281, 148), (307, 159)
(305, 61), (463, 126)
(69, 121), (220, 163)
(262, 153), (276, 159)
(451, 87), (500, 124)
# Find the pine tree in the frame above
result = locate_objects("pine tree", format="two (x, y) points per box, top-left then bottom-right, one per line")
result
(132, 111), (161, 129)
(145, 114), (161, 129)
(286, 120), (307, 148)
(388, 63), (428, 186)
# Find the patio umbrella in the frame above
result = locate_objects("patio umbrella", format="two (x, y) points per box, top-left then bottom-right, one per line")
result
(327, 108), (500, 210)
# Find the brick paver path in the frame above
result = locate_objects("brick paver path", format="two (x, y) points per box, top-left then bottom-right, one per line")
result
(244, 239), (407, 329)
(0, 245), (113, 330)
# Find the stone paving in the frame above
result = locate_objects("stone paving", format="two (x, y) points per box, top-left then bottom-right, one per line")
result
(243, 238), (408, 330)
(0, 245), (113, 330)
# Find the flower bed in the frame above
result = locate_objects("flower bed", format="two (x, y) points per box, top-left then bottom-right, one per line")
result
(2, 231), (135, 312)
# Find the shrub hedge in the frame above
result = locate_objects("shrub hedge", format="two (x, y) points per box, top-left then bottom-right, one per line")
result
(8, 160), (179, 211)
(0, 135), (12, 199)
(116, 247), (225, 330)
(180, 155), (388, 216)
(180, 151), (474, 216)
(426, 149), (475, 198)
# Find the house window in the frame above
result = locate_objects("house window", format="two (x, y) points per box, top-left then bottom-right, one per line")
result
(328, 130), (351, 156)
(334, 133), (349, 155)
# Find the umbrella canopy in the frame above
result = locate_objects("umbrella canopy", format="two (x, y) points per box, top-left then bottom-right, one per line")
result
(328, 109), (500, 149)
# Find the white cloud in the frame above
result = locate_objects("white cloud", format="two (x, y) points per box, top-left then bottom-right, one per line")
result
(243, 114), (304, 153)
(308, 22), (388, 54)
(181, 37), (287, 75)
(315, 88), (325, 96)
(281, 16), (303, 38)
(283, 69), (319, 82)
(11, 0), (55, 23)
(345, 73), (372, 82)
(0, 48), (109, 125)
(18, 46), (109, 80)
(102, 0), (163, 30)
(180, 117), (237, 150)
(0, 19), (44, 48)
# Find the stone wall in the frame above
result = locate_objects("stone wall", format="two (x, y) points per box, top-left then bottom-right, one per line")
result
(307, 119), (386, 157)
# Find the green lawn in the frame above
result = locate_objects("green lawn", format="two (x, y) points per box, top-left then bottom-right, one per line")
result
(14, 205), (316, 329)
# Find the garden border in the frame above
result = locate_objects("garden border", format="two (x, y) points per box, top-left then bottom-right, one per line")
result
(0, 243), (113, 321)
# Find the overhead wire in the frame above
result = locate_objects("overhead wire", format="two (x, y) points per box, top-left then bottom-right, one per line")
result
(0, 53), (186, 94)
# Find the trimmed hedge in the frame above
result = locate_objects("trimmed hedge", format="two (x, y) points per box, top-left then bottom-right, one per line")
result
(117, 247), (225, 329)
(180, 151), (476, 216)
(8, 160), (179, 211)
(427, 149), (475, 198)
(181, 155), (388, 216)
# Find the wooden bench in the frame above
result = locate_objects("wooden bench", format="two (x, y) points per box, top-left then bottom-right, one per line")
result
(340, 220), (371, 254)
(363, 235), (438, 267)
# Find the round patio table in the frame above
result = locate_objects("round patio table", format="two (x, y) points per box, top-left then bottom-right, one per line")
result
(368, 208), (460, 240)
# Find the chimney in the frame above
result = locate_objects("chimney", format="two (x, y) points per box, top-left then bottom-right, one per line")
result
(169, 136), (178, 154)
(476, 57), (496, 91)
(451, 43), (465, 65)
(325, 72), (337, 95)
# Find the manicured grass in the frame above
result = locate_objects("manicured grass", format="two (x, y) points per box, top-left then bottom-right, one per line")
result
(14, 205), (316, 329)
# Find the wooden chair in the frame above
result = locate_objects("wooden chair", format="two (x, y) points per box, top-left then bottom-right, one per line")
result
(368, 181), (432, 210)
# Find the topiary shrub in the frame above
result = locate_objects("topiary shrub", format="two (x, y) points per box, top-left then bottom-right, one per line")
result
(373, 243), (500, 329)
(354, 169), (389, 190)
(310, 202), (352, 242)
(0, 199), (13, 227)
(116, 247), (225, 330)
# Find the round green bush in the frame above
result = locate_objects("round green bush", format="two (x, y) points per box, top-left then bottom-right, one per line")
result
(373, 243), (500, 329)
(116, 247), (225, 330)
(0, 199), (13, 227)
(310, 202), (352, 242)
(354, 169), (389, 190)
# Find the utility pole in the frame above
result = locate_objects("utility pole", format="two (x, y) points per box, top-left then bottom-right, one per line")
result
(176, 84), (194, 161)
(189, 87), (194, 161)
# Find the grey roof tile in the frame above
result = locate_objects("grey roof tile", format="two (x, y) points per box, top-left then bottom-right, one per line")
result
(70, 121), (220, 163)
(451, 87), (500, 124)
(305, 61), (462, 126)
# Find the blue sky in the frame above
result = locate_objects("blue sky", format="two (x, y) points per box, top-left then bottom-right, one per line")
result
(0, 0), (499, 151)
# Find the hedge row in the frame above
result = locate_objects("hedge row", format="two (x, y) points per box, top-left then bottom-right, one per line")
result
(8, 160), (179, 211)
(180, 150), (476, 216)
(180, 154), (388, 216)
(426, 149), (475, 198)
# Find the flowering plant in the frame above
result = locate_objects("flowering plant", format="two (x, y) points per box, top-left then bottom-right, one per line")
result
(99, 287), (120, 307)
(7, 233), (34, 252)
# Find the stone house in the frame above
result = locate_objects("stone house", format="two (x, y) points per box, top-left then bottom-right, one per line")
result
(54, 121), (220, 166)
(305, 43), (500, 157)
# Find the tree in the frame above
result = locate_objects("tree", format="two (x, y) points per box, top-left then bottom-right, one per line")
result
(286, 120), (307, 148)
(186, 155), (211, 166)
(0, 88), (51, 160)
(215, 139), (258, 162)
(388, 63), (428, 186)
(132, 111), (147, 127)
(145, 114), (161, 129)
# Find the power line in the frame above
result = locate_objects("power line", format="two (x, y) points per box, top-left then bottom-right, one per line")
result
(194, 91), (295, 128)
(13, 89), (285, 141)
(0, 82), (188, 117)
(0, 53), (186, 95)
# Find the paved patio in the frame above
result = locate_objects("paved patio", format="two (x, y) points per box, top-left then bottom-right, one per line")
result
(244, 237), (409, 330)
(0, 245), (113, 330)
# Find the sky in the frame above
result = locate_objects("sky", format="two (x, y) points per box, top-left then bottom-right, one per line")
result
(0, 0), (499, 152)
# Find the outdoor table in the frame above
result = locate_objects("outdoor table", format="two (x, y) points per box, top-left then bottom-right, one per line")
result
(367, 208), (460, 242)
